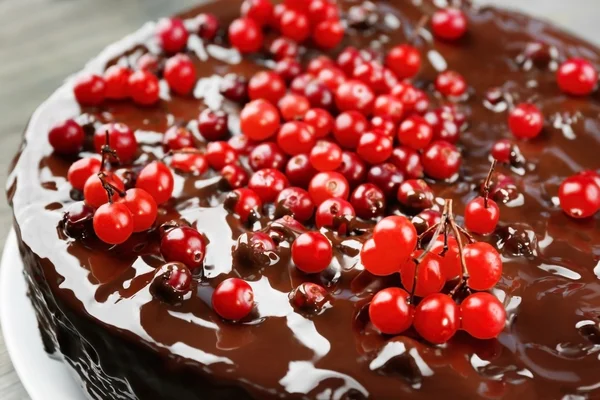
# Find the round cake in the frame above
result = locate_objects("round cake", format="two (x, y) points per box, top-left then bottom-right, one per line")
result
(7, 0), (600, 399)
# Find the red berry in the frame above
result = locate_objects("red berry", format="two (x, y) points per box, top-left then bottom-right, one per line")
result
(206, 141), (238, 170)
(370, 116), (396, 138)
(274, 58), (303, 82)
(413, 293), (460, 344)
(421, 140), (462, 180)
(269, 37), (298, 61)
(197, 13), (219, 40)
(277, 121), (316, 156)
(558, 174), (600, 218)
(280, 9), (310, 42)
(398, 115), (433, 150)
(315, 198), (355, 233)
(274, 215), (306, 231)
(465, 197), (500, 234)
(220, 73), (248, 103)
(491, 139), (512, 163)
(508, 103), (544, 139)
(161, 226), (206, 270)
(170, 150), (208, 175)
(307, 0), (339, 25)
(63, 202), (95, 238)
(313, 20), (344, 50)
(93, 202), (133, 244)
(369, 288), (413, 335)
(412, 210), (442, 234)
(241, 0), (274, 26)
(156, 18), (188, 53)
(276, 187), (315, 222)
(336, 151), (367, 188)
(286, 154), (316, 187)
(248, 168), (289, 202)
(373, 215), (417, 254)
(119, 188), (157, 232)
(212, 278), (254, 320)
(430, 235), (461, 280)
(136, 161), (174, 204)
(304, 108), (334, 138)
(249, 71), (286, 104)
(198, 109), (229, 141)
(464, 242), (503, 291)
(579, 170), (600, 189)
(373, 95), (404, 122)
(228, 135), (255, 156)
(250, 142), (287, 171)
(360, 238), (404, 276)
(291, 73), (316, 94)
(308, 171), (350, 205)
(304, 81), (335, 111)
(397, 179), (435, 210)
(73, 74), (106, 106)
(557, 58), (598, 96)
(284, 0), (310, 12)
(350, 183), (386, 219)
(221, 164), (249, 189)
(333, 111), (369, 149)
(137, 53), (160, 75)
(84, 173), (125, 208)
(390, 146), (424, 179)
(337, 47), (365, 76)
(431, 8), (467, 41)
(163, 126), (194, 150)
(164, 54), (196, 95)
(310, 140), (343, 171)
(229, 17), (263, 53)
(270, 3), (287, 29)
(316, 66), (346, 91)
(335, 80), (375, 115)
(307, 56), (335, 75)
(290, 282), (329, 313)
(357, 131), (393, 164)
(240, 99), (281, 141)
(68, 158), (101, 191)
(229, 188), (262, 222)
(292, 232), (332, 273)
(385, 44), (421, 79)
(278, 93), (310, 121)
(48, 119), (85, 154)
(94, 123), (138, 163)
(461, 292), (506, 339)
(104, 65), (131, 100)
(353, 62), (385, 92)
(128, 70), (160, 106)
(367, 163), (404, 199)
(435, 70), (467, 97)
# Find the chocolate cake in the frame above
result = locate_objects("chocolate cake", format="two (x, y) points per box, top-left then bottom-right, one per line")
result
(7, 0), (600, 399)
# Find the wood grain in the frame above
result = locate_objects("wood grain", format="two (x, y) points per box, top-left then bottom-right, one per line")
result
(0, 1), (597, 398)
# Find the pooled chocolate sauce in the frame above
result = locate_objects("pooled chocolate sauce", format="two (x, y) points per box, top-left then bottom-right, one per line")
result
(6, 1), (600, 399)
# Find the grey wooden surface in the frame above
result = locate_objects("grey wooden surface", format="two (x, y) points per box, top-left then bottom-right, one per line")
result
(0, 1), (598, 399)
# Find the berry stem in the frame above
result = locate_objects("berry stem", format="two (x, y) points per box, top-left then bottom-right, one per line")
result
(482, 159), (497, 208)
(98, 172), (126, 203)
(448, 207), (470, 297)
(101, 130), (120, 169)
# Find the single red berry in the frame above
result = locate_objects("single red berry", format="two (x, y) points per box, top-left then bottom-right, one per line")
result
(461, 292), (506, 339)
(367, 163), (404, 199)
(350, 183), (386, 219)
(430, 235), (461, 280)
(161, 226), (206, 270)
(357, 131), (393, 165)
(229, 17), (263, 53)
(240, 99), (281, 141)
(48, 119), (85, 154)
(336, 151), (367, 188)
(307, 56), (335, 75)
(277, 121), (316, 156)
(360, 238), (404, 276)
(283, 0), (310, 12)
(197, 13), (220, 40)
(435, 70), (467, 97)
(315, 198), (355, 233)
(313, 20), (344, 50)
(249, 71), (286, 104)
(397, 115), (433, 150)
(229, 188), (262, 222)
(369, 288), (413, 335)
(280, 9), (311, 42)
(164, 54), (196, 95)
(307, 0), (339, 25)
(63, 202), (95, 238)
(385, 44), (421, 79)
(290, 282), (330, 313)
(73, 74), (106, 106)
(170, 150), (208, 175)
(94, 123), (138, 163)
(397, 179), (435, 210)
(316, 66), (346, 91)
(304, 81), (335, 111)
(269, 3), (287, 29)
(198, 109), (229, 141)
(558, 174), (600, 218)
(465, 196), (500, 235)
(156, 18), (189, 53)
(373, 215), (417, 257)
(372, 94), (404, 122)
(411, 210), (442, 234)
(274, 58), (303, 82)
(136, 161), (174, 205)
(278, 93), (310, 121)
(286, 154), (316, 187)
(304, 108), (334, 138)
(228, 135), (255, 156)
(151, 262), (193, 302)
(93, 202), (133, 244)
(128, 70), (160, 106)
(250, 142), (287, 171)
(163, 126), (194, 150)
(353, 62), (386, 93)
(464, 242), (503, 291)
(137, 53), (160, 75)
(431, 8), (467, 41)
(276, 187), (315, 222)
(508, 103), (544, 139)
(241, 0), (274, 26)
(335, 80), (375, 115)
(491, 139), (512, 163)
(333, 111), (369, 149)
(84, 173), (125, 208)
(248, 168), (289, 202)
(220, 73), (248, 103)
(212, 278), (254, 320)
(308, 171), (350, 205)
(390, 146), (424, 179)
(421, 140), (462, 180)
(556, 58), (598, 96)
(68, 158), (101, 191)
(381, 67), (399, 93)
(337, 46), (365, 76)
(104, 65), (131, 100)
(206, 141), (238, 170)
(221, 164), (249, 189)
(413, 293), (460, 344)
(269, 37), (298, 61)
(390, 82), (419, 113)
(292, 232), (332, 273)
(579, 170), (600, 189)
(119, 188), (157, 232)
(370, 116), (396, 138)
(310, 140), (343, 172)
(291, 73), (316, 94)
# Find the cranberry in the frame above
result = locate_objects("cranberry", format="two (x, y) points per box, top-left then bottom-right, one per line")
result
(292, 232), (332, 273)
(309, 171), (350, 205)
(93, 202), (134, 244)
(464, 242), (503, 290)
(156, 18), (188, 53)
(397, 115), (433, 150)
(372, 94), (404, 122)
(313, 20), (344, 50)
(280, 9), (311, 42)
(278, 93), (310, 121)
(465, 196), (500, 235)
(94, 123), (138, 163)
(248, 168), (289, 202)
(304, 81), (335, 110)
(367, 163), (404, 199)
(229, 17), (263, 53)
(491, 139), (512, 163)
(68, 158), (101, 190)
(137, 53), (161, 75)
(369, 288), (413, 335)
(390, 146), (424, 179)
(284, 0), (311, 12)
(412, 210), (442, 235)
(557, 58), (598, 96)
(164, 54), (197, 95)
(335, 80), (375, 115)
(304, 108), (334, 138)
(73, 74), (106, 106)
(104, 65), (131, 100)
(290, 282), (330, 313)
(170, 150), (208, 175)
(63, 202), (95, 238)
(385, 44), (421, 79)
(350, 183), (386, 219)
(150, 262), (192, 303)
(84, 173), (124, 208)
(269, 37), (298, 61)
(357, 131), (393, 165)
(240, 99), (281, 141)
(290, 73), (315, 94)
(421, 141), (461, 180)
(48, 119), (85, 155)
(307, 55), (335, 75)
(353, 62), (386, 93)
(228, 135), (255, 155)
(250, 142), (287, 171)
(337, 47), (365, 76)
(276, 187), (315, 222)
(390, 82), (419, 112)
(461, 292), (506, 339)
(435, 70), (467, 97)
(413, 293), (460, 344)
(228, 188), (263, 222)
(163, 126), (194, 150)
(316, 66), (346, 91)
(206, 141), (238, 170)
(315, 198), (355, 233)
(119, 188), (158, 232)
(270, 3), (287, 30)
(212, 278), (254, 320)
(310, 140), (343, 171)
(397, 179), (434, 211)
(136, 161), (174, 205)
(508, 103), (544, 139)
(221, 164), (249, 189)
(333, 111), (369, 149)
(274, 58), (303, 82)
(558, 174), (600, 218)
(431, 8), (468, 41)
(430, 235), (461, 280)
(241, 0), (274, 26)
(249, 71), (286, 104)
(372, 215), (417, 253)
(286, 154), (317, 187)
(579, 170), (600, 189)
(370, 116), (396, 138)
(198, 109), (229, 141)
(307, 0), (339, 24)
(128, 70), (160, 105)
(197, 13), (220, 40)
(220, 73), (248, 103)
(277, 121), (316, 156)
(336, 151), (367, 188)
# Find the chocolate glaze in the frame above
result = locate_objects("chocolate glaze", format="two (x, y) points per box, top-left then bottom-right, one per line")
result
(6, 0), (600, 399)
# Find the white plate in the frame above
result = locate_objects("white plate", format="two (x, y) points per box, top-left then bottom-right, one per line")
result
(0, 229), (86, 400)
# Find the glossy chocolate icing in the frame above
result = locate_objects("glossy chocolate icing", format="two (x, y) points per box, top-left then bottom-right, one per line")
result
(7, 1), (600, 399)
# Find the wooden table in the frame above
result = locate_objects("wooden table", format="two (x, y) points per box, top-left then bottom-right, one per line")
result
(0, 0), (597, 398)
